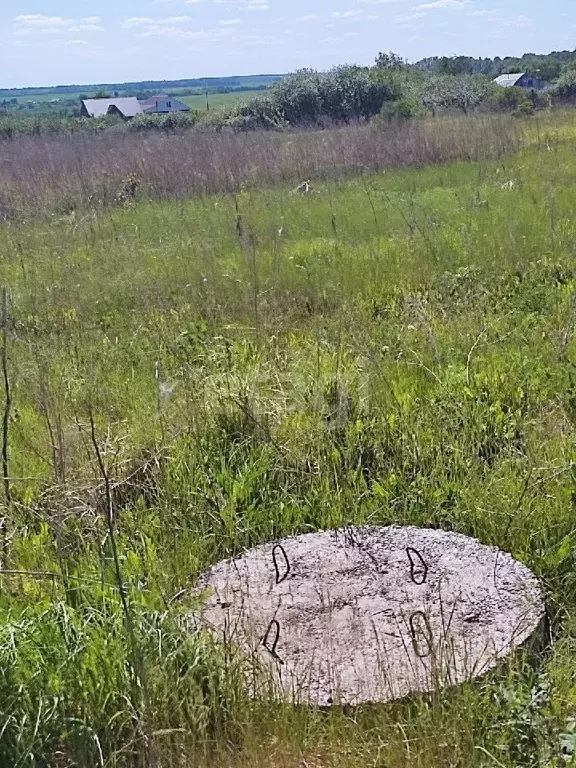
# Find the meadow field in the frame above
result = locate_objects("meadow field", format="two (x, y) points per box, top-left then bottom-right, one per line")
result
(1, 88), (266, 109)
(180, 89), (265, 111)
(2, 112), (576, 766)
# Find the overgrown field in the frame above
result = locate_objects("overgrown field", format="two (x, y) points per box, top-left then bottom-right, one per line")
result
(2, 114), (576, 766)
(0, 114), (531, 220)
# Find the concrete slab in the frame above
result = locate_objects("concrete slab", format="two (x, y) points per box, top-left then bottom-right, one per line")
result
(193, 526), (546, 706)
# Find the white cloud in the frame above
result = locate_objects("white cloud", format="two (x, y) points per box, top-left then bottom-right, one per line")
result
(332, 10), (364, 18)
(213, 0), (270, 8)
(415, 0), (471, 8)
(122, 16), (193, 27)
(219, 18), (242, 24)
(137, 26), (235, 39)
(13, 14), (104, 36)
(16, 14), (63, 26)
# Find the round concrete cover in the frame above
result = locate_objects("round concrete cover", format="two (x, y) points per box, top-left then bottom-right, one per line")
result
(194, 526), (545, 705)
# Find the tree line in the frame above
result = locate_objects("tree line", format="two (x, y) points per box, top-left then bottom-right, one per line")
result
(207, 60), (543, 131)
(411, 51), (576, 82)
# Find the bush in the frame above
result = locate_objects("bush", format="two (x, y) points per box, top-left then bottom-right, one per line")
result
(197, 95), (287, 132)
(128, 111), (200, 133)
(550, 67), (576, 101)
(318, 66), (399, 122)
(379, 93), (427, 121)
(0, 113), (124, 139)
(489, 87), (535, 116)
(213, 67), (401, 130)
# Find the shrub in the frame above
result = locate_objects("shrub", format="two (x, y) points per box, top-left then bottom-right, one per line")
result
(489, 87), (535, 116)
(0, 113), (124, 139)
(128, 111), (200, 133)
(550, 66), (576, 101)
(224, 96), (288, 131)
(215, 67), (401, 130)
(379, 92), (427, 121)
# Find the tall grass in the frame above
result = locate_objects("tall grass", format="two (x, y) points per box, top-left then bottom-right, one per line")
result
(0, 113), (525, 221)
(2, 113), (576, 765)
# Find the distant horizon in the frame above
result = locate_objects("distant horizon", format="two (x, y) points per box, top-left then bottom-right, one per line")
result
(0, 73), (286, 93)
(2, 44), (575, 93)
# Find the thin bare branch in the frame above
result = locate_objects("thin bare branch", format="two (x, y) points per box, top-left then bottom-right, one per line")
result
(88, 410), (156, 768)
(1, 287), (11, 562)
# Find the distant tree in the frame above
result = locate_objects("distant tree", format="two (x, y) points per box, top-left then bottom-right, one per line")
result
(93, 90), (110, 99)
(416, 50), (572, 81)
(499, 55), (561, 81)
(321, 65), (397, 121)
(501, 60), (524, 75)
(264, 66), (397, 126)
(375, 51), (405, 70)
(489, 86), (534, 115)
(551, 66), (576, 100)
(268, 69), (322, 124)
(437, 57), (474, 76)
(422, 75), (494, 116)
(523, 58), (561, 81)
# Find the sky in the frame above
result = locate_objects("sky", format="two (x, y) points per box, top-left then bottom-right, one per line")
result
(1, 0), (575, 89)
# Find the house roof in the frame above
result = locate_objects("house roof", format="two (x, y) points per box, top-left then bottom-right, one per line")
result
(493, 73), (526, 87)
(139, 95), (171, 107)
(139, 95), (190, 113)
(82, 97), (143, 118)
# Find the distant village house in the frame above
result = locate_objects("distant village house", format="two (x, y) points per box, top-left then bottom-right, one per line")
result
(81, 95), (190, 119)
(81, 97), (142, 119)
(493, 72), (548, 91)
(139, 95), (190, 114)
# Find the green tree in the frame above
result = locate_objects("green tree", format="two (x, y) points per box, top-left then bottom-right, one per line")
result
(551, 66), (576, 100)
(268, 69), (322, 124)
(321, 66), (397, 121)
(421, 75), (494, 116)
(374, 51), (405, 70)
(260, 66), (398, 127)
(437, 57), (474, 76)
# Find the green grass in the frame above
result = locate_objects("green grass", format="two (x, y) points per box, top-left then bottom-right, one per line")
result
(13, 92), (85, 104)
(0, 90), (85, 104)
(2, 89), (265, 107)
(2, 116), (576, 766)
(180, 89), (265, 111)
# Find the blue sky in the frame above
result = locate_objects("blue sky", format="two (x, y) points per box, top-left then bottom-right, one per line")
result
(1, 0), (575, 88)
